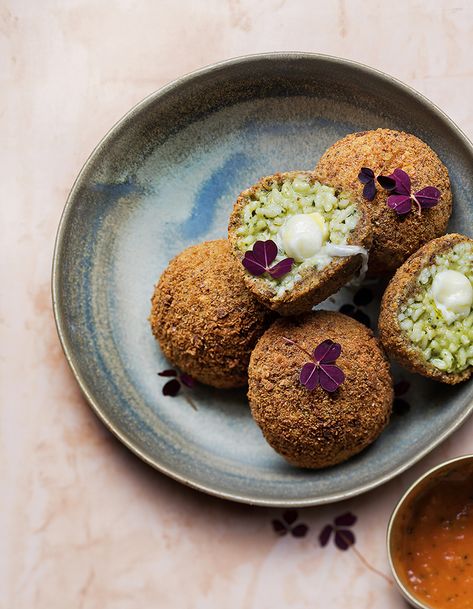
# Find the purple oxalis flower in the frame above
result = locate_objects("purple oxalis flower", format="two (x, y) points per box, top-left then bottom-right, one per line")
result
(358, 167), (377, 201)
(158, 369), (197, 409)
(385, 168), (441, 216)
(358, 167), (396, 201)
(272, 510), (309, 538)
(242, 240), (294, 279)
(319, 512), (357, 551)
(358, 166), (440, 215)
(284, 337), (345, 393)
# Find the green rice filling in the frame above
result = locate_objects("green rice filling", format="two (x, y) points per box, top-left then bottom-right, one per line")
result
(236, 176), (360, 297)
(398, 242), (473, 373)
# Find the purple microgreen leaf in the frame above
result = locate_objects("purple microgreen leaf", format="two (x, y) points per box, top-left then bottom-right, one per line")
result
(268, 257), (294, 279)
(334, 512), (357, 527)
(242, 240), (288, 278)
(335, 529), (356, 550)
(313, 339), (342, 364)
(242, 251), (267, 276)
(358, 167), (375, 184)
(158, 369), (178, 377)
(362, 180), (376, 201)
(391, 168), (411, 196)
(162, 378), (181, 397)
(353, 287), (374, 306)
(377, 174), (397, 191)
(272, 520), (287, 536)
(387, 194), (412, 215)
(253, 239), (278, 267)
(319, 524), (333, 547)
(283, 509), (298, 526)
(292, 523), (309, 538)
(180, 373), (195, 388)
(300, 362), (319, 391)
(414, 186), (441, 209)
(319, 364), (345, 392)
(394, 380), (410, 397)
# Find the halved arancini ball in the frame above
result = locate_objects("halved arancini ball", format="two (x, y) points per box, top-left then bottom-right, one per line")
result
(228, 171), (372, 316)
(248, 311), (393, 468)
(379, 233), (473, 384)
(315, 129), (452, 277)
(150, 239), (273, 388)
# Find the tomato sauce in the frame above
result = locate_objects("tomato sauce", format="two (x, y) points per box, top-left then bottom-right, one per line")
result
(393, 466), (473, 608)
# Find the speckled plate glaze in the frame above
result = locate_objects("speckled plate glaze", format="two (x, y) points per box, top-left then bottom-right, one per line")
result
(53, 53), (473, 506)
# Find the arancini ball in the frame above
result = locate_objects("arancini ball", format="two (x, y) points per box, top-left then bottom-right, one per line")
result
(315, 129), (452, 276)
(228, 171), (372, 316)
(379, 233), (473, 384)
(150, 239), (273, 388)
(248, 311), (393, 468)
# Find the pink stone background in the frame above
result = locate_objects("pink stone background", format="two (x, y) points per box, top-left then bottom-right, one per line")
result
(2, 1), (473, 607)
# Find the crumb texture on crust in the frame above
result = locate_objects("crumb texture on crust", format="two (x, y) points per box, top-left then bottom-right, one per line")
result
(315, 128), (452, 276)
(379, 233), (473, 385)
(228, 171), (372, 316)
(248, 311), (393, 468)
(150, 239), (273, 388)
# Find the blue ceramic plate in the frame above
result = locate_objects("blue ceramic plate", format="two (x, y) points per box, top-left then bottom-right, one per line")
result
(53, 53), (473, 506)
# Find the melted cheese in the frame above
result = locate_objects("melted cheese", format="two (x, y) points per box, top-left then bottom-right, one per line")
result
(431, 269), (473, 323)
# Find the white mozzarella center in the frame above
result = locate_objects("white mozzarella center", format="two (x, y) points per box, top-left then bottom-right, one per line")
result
(279, 213), (327, 262)
(431, 269), (473, 323)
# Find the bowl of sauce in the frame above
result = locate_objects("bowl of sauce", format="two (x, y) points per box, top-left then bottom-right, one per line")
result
(388, 454), (473, 609)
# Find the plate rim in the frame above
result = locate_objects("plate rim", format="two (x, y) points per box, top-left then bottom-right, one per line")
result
(52, 51), (473, 507)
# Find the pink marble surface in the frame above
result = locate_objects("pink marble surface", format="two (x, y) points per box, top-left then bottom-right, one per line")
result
(2, 1), (473, 607)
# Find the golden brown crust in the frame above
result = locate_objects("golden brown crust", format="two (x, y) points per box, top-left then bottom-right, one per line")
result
(149, 240), (273, 388)
(248, 311), (393, 468)
(379, 233), (473, 384)
(228, 171), (372, 316)
(315, 129), (452, 277)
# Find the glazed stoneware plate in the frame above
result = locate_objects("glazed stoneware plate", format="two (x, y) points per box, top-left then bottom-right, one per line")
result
(53, 53), (473, 506)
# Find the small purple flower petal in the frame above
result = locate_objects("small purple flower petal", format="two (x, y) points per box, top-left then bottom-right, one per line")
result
(391, 168), (411, 196)
(314, 339), (341, 364)
(300, 362), (319, 391)
(394, 380), (410, 397)
(414, 186), (441, 209)
(318, 364), (345, 392)
(268, 257), (294, 279)
(283, 509), (298, 526)
(242, 251), (267, 276)
(362, 180), (376, 201)
(377, 175), (397, 191)
(292, 524), (309, 538)
(253, 239), (278, 267)
(180, 373), (195, 388)
(319, 524), (333, 547)
(162, 378), (181, 397)
(334, 512), (357, 527)
(158, 369), (178, 377)
(387, 194), (412, 215)
(272, 520), (287, 536)
(358, 167), (375, 184)
(335, 529), (356, 550)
